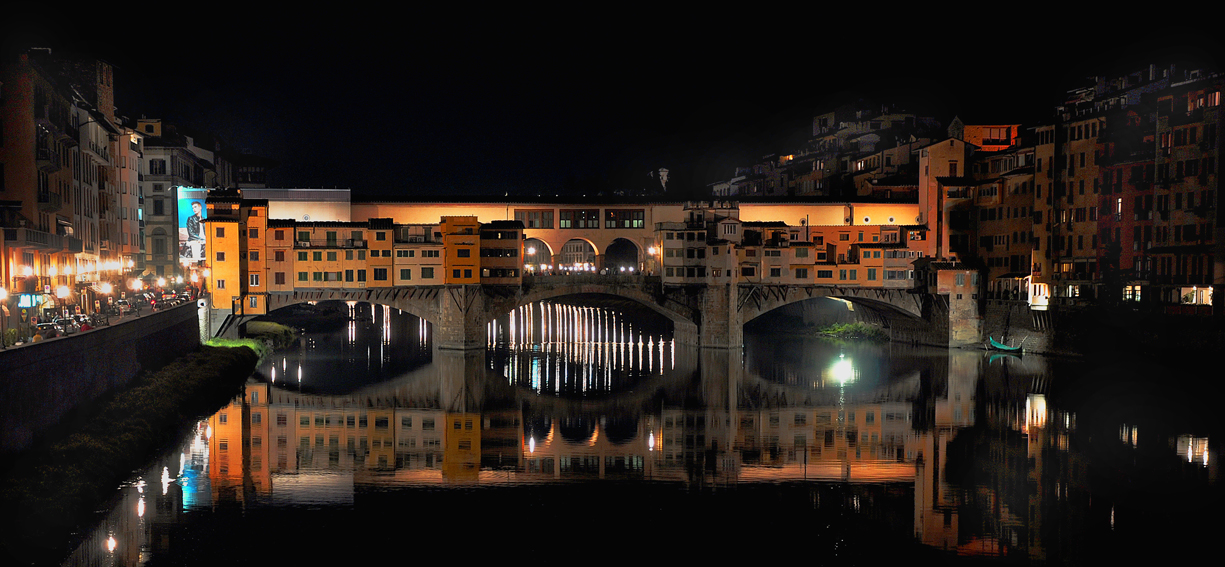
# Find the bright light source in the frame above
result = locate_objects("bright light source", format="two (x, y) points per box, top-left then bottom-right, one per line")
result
(831, 358), (855, 383)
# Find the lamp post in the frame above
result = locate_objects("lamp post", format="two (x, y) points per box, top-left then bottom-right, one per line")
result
(0, 287), (8, 349)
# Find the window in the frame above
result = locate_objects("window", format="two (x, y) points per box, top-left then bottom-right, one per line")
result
(422, 267), (434, 279)
(457, 248), (471, 258)
(249, 228), (258, 238)
(374, 268), (388, 281)
(250, 251), (259, 261)
(216, 252), (226, 262)
(275, 272), (286, 285)
(357, 270), (366, 282)
(453, 269), (461, 279)
(249, 296), (258, 309)
(515, 209), (554, 229)
(250, 274), (259, 287)
(560, 209), (600, 229)
(298, 272), (308, 281)
(400, 268), (411, 280)
(376, 232), (386, 241)
(216, 227), (225, 238)
(605, 209), (645, 228)
(216, 279), (226, 289)
(298, 251), (308, 261)
(313, 251), (322, 261)
(770, 267), (781, 278)
(275, 250), (284, 262)
(327, 251), (337, 261)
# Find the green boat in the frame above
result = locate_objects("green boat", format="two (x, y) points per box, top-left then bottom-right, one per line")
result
(988, 337), (1023, 352)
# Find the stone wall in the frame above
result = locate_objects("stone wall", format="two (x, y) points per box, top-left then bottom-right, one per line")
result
(0, 303), (202, 454)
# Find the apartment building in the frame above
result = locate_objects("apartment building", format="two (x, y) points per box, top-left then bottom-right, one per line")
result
(0, 50), (126, 321)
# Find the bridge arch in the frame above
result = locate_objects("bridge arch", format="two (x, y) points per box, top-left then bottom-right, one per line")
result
(262, 288), (446, 329)
(558, 238), (599, 271)
(737, 285), (925, 327)
(604, 238), (641, 273)
(524, 238), (553, 271)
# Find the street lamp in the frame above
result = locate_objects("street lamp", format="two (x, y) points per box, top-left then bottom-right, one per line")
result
(0, 287), (8, 349)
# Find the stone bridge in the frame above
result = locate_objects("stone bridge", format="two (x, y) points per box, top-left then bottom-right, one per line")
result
(229, 275), (945, 349)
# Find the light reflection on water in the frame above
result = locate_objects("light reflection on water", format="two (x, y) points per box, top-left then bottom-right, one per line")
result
(58, 303), (1219, 566)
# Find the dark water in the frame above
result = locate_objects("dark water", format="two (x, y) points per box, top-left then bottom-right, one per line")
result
(58, 303), (1221, 565)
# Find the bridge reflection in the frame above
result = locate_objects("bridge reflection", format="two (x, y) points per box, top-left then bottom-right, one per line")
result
(70, 347), (1143, 565)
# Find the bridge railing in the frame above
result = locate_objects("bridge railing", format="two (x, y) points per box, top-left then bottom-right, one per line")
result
(524, 274), (658, 286)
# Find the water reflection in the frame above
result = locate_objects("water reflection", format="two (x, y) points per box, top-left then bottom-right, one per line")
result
(488, 302), (672, 396)
(61, 304), (1220, 566)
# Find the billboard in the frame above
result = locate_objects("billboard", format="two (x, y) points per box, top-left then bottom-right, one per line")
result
(178, 187), (208, 263)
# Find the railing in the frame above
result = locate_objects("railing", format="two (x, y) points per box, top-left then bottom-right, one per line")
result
(37, 191), (63, 212)
(2, 227), (64, 250)
(523, 274), (658, 286)
(294, 239), (368, 249)
(36, 147), (60, 172)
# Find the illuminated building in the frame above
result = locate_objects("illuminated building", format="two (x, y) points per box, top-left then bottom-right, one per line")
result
(440, 216), (479, 284)
(0, 50), (122, 318)
(137, 119), (232, 280)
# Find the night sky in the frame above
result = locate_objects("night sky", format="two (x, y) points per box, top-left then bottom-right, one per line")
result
(5, 14), (1222, 199)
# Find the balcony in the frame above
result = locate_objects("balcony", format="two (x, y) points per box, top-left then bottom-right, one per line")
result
(37, 191), (63, 212)
(36, 147), (61, 173)
(294, 238), (368, 249)
(2, 227), (65, 250)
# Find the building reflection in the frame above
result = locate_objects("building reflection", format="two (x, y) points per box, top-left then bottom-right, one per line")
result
(63, 321), (1219, 566)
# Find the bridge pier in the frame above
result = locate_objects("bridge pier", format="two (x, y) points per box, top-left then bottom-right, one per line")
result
(436, 285), (489, 350)
(698, 284), (743, 349)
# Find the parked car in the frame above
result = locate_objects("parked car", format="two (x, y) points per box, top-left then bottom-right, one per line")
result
(115, 300), (133, 314)
(72, 314), (96, 330)
(35, 322), (63, 338)
(54, 318), (79, 335)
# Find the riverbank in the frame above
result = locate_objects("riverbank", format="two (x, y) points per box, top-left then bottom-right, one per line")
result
(0, 344), (259, 565)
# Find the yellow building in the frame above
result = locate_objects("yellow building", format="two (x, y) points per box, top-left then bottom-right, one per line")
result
(203, 191), (268, 315)
(440, 216), (479, 284)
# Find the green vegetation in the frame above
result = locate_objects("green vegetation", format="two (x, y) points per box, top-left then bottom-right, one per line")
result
(204, 321), (297, 358)
(815, 322), (890, 342)
(0, 345), (259, 562)
(243, 321), (297, 348)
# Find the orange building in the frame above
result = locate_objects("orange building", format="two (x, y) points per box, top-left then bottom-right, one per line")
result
(440, 216), (479, 284)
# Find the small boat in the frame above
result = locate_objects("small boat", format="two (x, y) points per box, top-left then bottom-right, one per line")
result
(988, 337), (1023, 352)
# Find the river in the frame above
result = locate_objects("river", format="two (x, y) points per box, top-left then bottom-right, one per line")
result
(56, 301), (1221, 565)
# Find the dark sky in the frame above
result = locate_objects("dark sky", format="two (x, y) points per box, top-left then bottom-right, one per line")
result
(6, 14), (1222, 199)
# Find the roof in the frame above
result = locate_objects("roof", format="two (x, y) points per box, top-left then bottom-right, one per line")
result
(856, 242), (906, 248)
(483, 220), (525, 229)
(936, 176), (980, 185)
(742, 221), (790, 228)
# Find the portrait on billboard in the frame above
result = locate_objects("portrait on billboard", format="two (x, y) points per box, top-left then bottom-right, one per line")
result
(178, 197), (207, 262)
